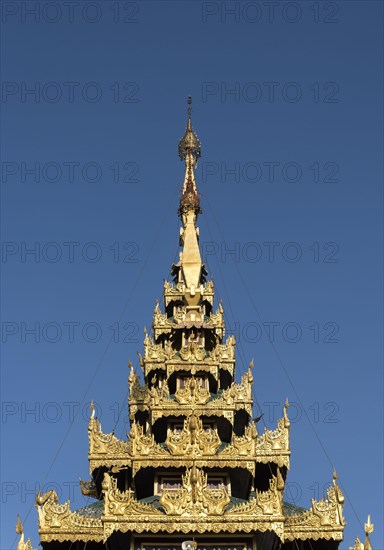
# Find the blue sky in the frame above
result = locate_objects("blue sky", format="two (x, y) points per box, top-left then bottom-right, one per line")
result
(1, 1), (383, 548)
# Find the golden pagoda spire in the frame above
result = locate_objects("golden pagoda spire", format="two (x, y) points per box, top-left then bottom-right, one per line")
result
(28, 99), (355, 550)
(177, 97), (203, 291)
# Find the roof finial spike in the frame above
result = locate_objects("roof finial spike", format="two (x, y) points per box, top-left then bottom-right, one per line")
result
(283, 399), (290, 427)
(16, 514), (23, 535)
(333, 469), (338, 482)
(178, 97), (201, 165)
(363, 515), (374, 550)
(187, 96), (192, 128)
(365, 515), (374, 535)
(177, 98), (203, 289)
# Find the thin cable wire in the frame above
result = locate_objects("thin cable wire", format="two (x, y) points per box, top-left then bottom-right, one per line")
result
(67, 204), (184, 514)
(203, 195), (364, 532)
(10, 191), (179, 549)
(201, 211), (282, 501)
(67, 201), (193, 516)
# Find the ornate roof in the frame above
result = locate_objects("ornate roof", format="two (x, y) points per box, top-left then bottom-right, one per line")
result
(35, 471), (347, 543)
(17, 100), (372, 549)
(88, 402), (290, 475)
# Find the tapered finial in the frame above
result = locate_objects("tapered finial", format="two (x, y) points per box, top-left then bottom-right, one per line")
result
(178, 97), (201, 164)
(365, 515), (374, 535)
(16, 515), (23, 534)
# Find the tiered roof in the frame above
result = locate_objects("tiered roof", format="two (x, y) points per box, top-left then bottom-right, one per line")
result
(16, 98), (372, 550)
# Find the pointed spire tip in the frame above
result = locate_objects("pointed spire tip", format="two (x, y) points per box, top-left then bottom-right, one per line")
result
(16, 514), (23, 534)
(178, 98), (201, 164)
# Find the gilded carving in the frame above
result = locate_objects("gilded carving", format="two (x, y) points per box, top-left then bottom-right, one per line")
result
(88, 415), (132, 458)
(89, 414), (173, 466)
(167, 362), (218, 378)
(221, 424), (257, 457)
(284, 473), (345, 541)
(174, 376), (210, 404)
(102, 519), (285, 538)
(163, 280), (214, 307)
(166, 414), (221, 455)
(203, 303), (224, 338)
(220, 370), (253, 404)
(143, 333), (169, 363)
(152, 301), (176, 339)
(128, 369), (253, 422)
(163, 280), (186, 306)
(89, 406), (289, 473)
(220, 406), (290, 468)
(102, 473), (161, 517)
(129, 421), (169, 456)
(79, 478), (98, 499)
(229, 474), (284, 517)
(131, 458), (255, 476)
(36, 489), (103, 542)
(179, 342), (207, 362)
(160, 466), (230, 516)
(210, 335), (236, 361)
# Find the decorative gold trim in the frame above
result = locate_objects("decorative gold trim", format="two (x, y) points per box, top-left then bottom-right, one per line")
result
(160, 466), (230, 516)
(174, 376), (211, 404)
(284, 473), (345, 541)
(102, 473), (161, 517)
(36, 489), (103, 543)
(88, 411), (290, 474)
(101, 467), (285, 539)
(230, 473), (284, 516)
(164, 280), (214, 307)
(166, 414), (221, 455)
(79, 478), (99, 499)
(128, 371), (253, 422)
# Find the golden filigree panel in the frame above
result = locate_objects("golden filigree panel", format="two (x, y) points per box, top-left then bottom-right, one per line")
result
(174, 376), (210, 404)
(36, 489), (103, 543)
(284, 474), (345, 542)
(130, 459), (255, 477)
(160, 466), (230, 516)
(178, 342), (207, 362)
(129, 371), (252, 421)
(163, 280), (215, 307)
(166, 415), (221, 455)
(89, 409), (290, 473)
(102, 519), (284, 540)
(230, 473), (284, 517)
(102, 474), (160, 517)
